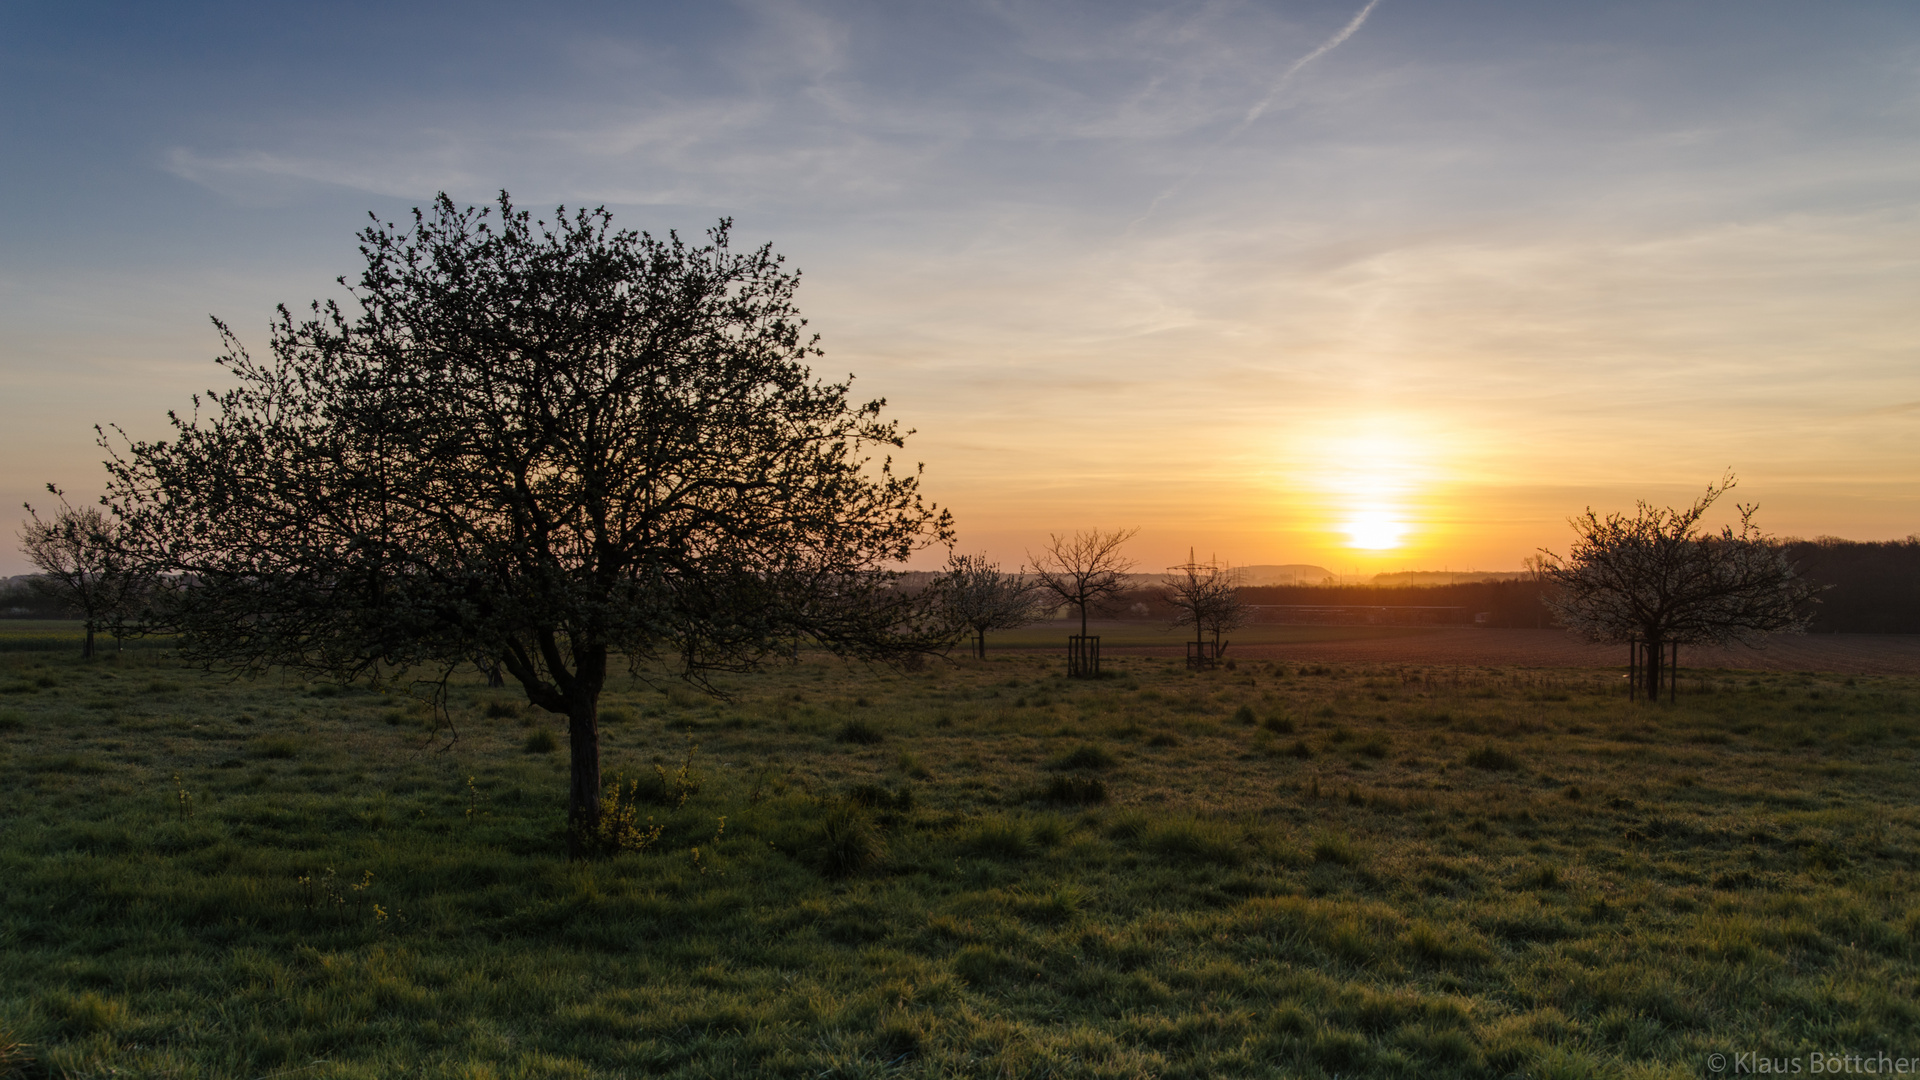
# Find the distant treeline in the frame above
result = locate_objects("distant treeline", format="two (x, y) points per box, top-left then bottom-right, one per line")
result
(0, 577), (73, 619)
(6, 538), (1917, 632)
(1784, 538), (1920, 634)
(1084, 538), (1920, 634)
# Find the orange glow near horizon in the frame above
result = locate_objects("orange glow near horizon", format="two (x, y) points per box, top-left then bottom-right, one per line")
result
(1295, 423), (1443, 558)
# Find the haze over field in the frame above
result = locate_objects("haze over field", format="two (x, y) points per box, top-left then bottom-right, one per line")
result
(3, 1), (1917, 575)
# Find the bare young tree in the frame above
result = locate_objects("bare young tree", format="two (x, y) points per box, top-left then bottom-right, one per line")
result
(933, 552), (1042, 659)
(1163, 551), (1246, 665)
(1541, 475), (1816, 700)
(18, 486), (150, 659)
(1026, 528), (1137, 639)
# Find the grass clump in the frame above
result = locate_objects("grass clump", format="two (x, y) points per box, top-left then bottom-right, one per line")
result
(1464, 744), (1521, 771)
(835, 718), (884, 744)
(814, 799), (886, 876)
(522, 728), (558, 753)
(1047, 743), (1116, 771)
(1039, 774), (1108, 805)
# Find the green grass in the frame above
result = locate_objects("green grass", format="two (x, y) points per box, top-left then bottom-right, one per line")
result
(1, 648), (1917, 1078)
(0, 620), (173, 654)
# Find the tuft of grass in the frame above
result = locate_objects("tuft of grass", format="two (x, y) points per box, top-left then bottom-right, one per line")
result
(522, 728), (558, 753)
(1465, 745), (1522, 771)
(249, 735), (301, 760)
(835, 718), (884, 744)
(845, 782), (913, 812)
(815, 799), (886, 876)
(960, 818), (1032, 860)
(1047, 743), (1115, 771)
(1140, 815), (1246, 866)
(1039, 774), (1108, 805)
(1232, 704), (1257, 725)
(1312, 833), (1363, 866)
(1263, 713), (1295, 734)
(483, 700), (520, 719)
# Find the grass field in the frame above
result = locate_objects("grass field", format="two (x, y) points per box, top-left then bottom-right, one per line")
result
(0, 621), (172, 654)
(2, 643), (1917, 1078)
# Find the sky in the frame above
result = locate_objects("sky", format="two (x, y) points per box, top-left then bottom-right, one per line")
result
(3, 0), (1918, 578)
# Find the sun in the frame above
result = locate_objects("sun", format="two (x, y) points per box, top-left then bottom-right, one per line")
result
(1284, 420), (1440, 555)
(1342, 508), (1407, 550)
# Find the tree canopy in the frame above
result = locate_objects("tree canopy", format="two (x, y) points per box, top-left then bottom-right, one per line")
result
(19, 486), (150, 659)
(105, 192), (950, 850)
(933, 552), (1041, 659)
(1541, 476), (1815, 699)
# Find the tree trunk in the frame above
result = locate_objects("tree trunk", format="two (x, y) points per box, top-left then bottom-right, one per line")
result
(81, 624), (94, 661)
(1642, 638), (1663, 702)
(565, 645), (608, 858)
(975, 628), (986, 660)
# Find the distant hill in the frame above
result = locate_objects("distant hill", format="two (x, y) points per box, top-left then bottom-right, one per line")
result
(1231, 564), (1338, 586)
(1370, 570), (1527, 586)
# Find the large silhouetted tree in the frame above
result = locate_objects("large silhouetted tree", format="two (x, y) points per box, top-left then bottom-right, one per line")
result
(1541, 476), (1815, 700)
(104, 193), (950, 853)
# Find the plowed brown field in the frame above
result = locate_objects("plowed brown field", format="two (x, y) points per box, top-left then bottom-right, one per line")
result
(1114, 627), (1920, 674)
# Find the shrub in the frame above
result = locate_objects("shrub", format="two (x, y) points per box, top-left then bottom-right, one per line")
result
(836, 718), (884, 745)
(1048, 744), (1115, 771)
(523, 729), (558, 754)
(579, 774), (665, 857)
(1465, 745), (1521, 771)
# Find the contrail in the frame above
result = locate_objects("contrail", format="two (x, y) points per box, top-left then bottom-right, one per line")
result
(1236, 0), (1383, 134)
(1132, 0), (1383, 228)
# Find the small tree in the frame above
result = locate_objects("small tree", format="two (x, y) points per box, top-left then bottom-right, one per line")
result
(104, 193), (950, 853)
(1163, 551), (1246, 666)
(1026, 528), (1137, 640)
(18, 486), (150, 659)
(1541, 476), (1816, 700)
(934, 552), (1041, 659)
